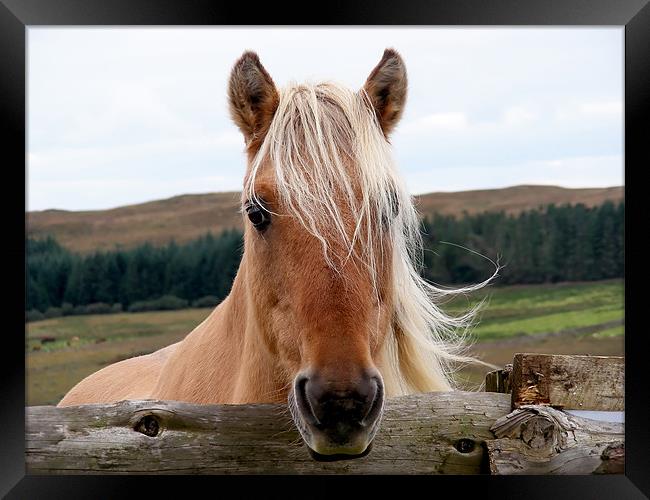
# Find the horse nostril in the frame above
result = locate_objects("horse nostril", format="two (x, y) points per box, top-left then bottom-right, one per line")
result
(297, 372), (384, 430)
(294, 375), (320, 425)
(293, 370), (385, 449)
(361, 376), (384, 425)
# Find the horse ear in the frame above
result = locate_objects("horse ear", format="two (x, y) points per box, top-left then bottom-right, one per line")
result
(362, 48), (408, 137)
(228, 51), (279, 149)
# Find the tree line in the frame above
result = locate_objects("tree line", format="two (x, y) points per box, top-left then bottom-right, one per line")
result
(27, 230), (243, 320)
(26, 201), (624, 320)
(421, 201), (624, 286)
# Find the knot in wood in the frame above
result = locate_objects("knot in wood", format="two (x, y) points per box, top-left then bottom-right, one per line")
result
(455, 438), (476, 454)
(134, 414), (160, 437)
(521, 415), (557, 450)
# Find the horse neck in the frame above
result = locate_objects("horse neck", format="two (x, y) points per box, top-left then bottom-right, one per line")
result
(166, 254), (287, 404)
(228, 257), (289, 403)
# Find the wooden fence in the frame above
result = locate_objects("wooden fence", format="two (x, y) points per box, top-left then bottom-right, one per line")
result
(25, 353), (624, 474)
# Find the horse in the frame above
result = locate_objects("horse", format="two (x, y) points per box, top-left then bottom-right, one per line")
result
(58, 48), (493, 458)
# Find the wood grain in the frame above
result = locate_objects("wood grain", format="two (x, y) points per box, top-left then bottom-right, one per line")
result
(487, 405), (624, 474)
(510, 353), (624, 410)
(26, 392), (511, 475)
(485, 364), (512, 394)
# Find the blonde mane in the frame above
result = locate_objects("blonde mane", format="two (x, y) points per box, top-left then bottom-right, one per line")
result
(245, 81), (497, 397)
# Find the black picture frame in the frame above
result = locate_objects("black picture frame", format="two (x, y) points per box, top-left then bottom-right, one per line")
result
(3, 1), (648, 497)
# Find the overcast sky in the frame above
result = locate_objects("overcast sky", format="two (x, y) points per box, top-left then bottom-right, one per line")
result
(27, 27), (623, 212)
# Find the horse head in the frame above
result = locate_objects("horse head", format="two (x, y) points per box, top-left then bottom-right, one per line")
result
(227, 49), (471, 458)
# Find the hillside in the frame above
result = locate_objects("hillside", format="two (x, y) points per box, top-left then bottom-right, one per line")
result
(27, 185), (623, 253)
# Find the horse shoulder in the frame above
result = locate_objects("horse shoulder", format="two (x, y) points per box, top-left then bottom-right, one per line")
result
(56, 342), (181, 407)
(151, 301), (240, 403)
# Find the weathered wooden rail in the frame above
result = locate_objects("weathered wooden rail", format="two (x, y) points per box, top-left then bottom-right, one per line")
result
(25, 353), (624, 474)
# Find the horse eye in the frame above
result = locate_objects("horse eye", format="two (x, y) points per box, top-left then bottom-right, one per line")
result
(245, 201), (271, 231)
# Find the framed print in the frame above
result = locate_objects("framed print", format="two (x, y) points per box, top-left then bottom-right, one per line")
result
(3, 0), (649, 497)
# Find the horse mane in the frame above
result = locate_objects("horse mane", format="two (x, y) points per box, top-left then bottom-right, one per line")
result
(245, 81), (498, 396)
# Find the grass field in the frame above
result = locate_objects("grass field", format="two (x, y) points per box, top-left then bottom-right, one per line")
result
(26, 279), (624, 405)
(456, 279), (624, 387)
(464, 279), (623, 339)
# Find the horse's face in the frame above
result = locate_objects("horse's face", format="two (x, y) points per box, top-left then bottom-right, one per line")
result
(228, 50), (407, 458)
(243, 165), (393, 457)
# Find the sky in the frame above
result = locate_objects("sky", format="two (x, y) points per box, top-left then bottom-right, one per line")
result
(27, 28), (623, 211)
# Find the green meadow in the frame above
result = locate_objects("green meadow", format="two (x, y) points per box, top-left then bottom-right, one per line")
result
(466, 279), (623, 340)
(26, 279), (624, 405)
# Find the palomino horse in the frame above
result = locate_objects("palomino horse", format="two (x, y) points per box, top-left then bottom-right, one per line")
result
(59, 49), (491, 458)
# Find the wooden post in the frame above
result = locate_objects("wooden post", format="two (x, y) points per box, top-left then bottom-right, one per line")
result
(510, 353), (624, 410)
(484, 364), (512, 394)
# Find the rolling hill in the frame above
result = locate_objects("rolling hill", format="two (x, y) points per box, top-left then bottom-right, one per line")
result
(26, 185), (623, 254)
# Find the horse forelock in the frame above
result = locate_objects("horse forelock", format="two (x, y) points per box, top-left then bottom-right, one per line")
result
(244, 81), (498, 397)
(246, 82), (401, 276)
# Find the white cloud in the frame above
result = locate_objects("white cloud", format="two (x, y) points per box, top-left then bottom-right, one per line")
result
(580, 100), (623, 117)
(404, 154), (623, 195)
(503, 106), (538, 127)
(399, 112), (469, 135)
(554, 100), (623, 122)
(29, 131), (244, 175)
(397, 105), (540, 138)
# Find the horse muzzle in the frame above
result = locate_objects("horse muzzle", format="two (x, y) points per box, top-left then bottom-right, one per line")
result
(290, 370), (385, 458)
